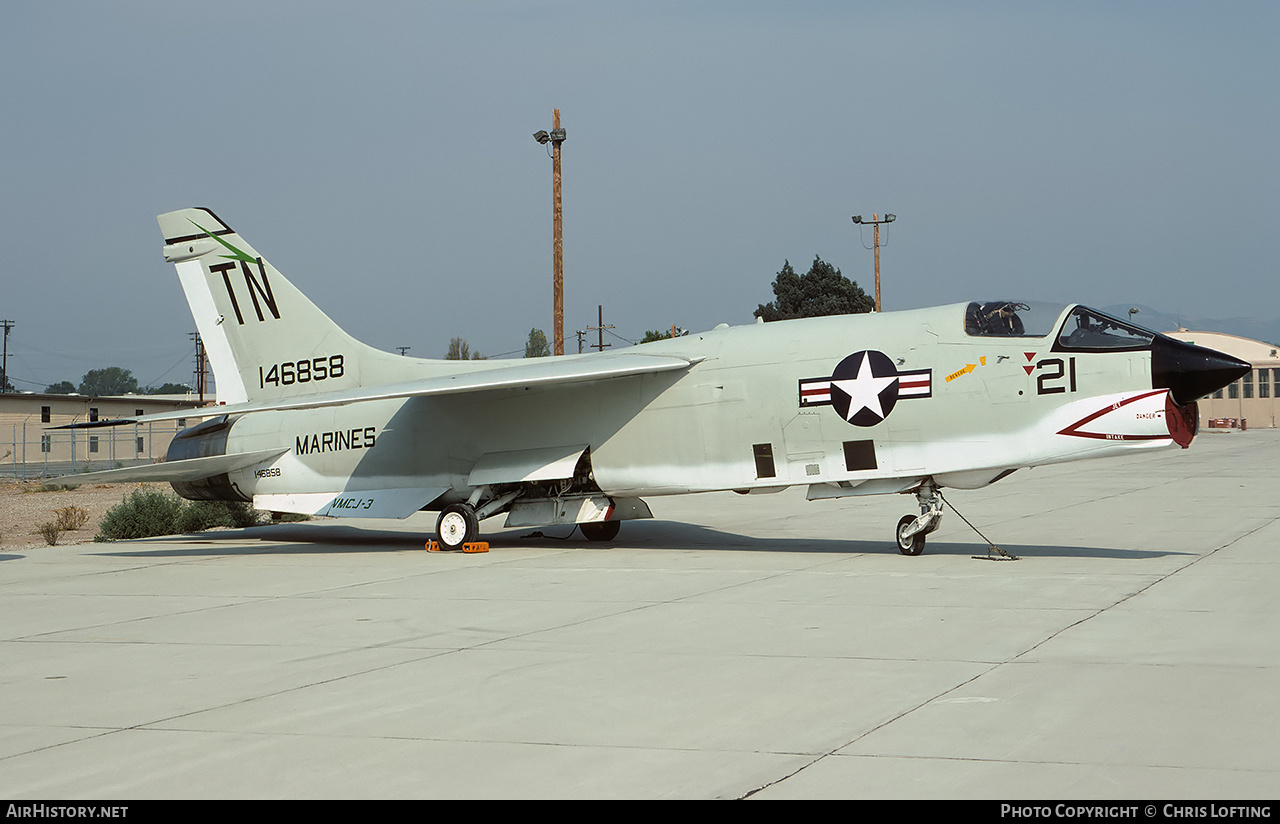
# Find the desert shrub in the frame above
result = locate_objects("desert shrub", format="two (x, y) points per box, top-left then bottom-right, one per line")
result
(175, 500), (261, 533)
(36, 522), (62, 546)
(224, 501), (263, 528)
(174, 500), (228, 533)
(95, 490), (184, 542)
(96, 492), (262, 542)
(54, 505), (90, 531)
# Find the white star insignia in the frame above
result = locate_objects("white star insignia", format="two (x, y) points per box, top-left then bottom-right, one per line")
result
(832, 353), (899, 423)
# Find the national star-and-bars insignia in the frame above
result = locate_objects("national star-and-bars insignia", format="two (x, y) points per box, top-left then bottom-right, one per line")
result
(799, 350), (932, 426)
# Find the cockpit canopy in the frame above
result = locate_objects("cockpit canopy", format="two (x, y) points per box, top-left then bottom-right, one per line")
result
(965, 301), (1061, 337)
(965, 301), (1157, 351)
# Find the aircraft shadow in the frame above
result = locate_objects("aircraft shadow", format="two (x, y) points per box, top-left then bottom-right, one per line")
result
(90, 519), (1187, 560)
(92, 523), (430, 557)
(511, 520), (1185, 560)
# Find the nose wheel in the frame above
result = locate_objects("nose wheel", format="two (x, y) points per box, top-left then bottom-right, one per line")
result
(895, 479), (943, 556)
(896, 515), (926, 555)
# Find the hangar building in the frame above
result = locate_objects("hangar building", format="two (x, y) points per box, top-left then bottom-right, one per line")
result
(1167, 330), (1280, 429)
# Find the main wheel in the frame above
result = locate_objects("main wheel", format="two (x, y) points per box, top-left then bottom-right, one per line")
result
(579, 520), (621, 542)
(896, 515), (926, 556)
(436, 503), (479, 549)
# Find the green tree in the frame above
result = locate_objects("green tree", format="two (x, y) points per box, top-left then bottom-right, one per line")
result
(445, 337), (470, 360)
(44, 381), (76, 394)
(754, 256), (873, 322)
(524, 328), (551, 358)
(78, 367), (139, 396)
(640, 329), (674, 343)
(146, 383), (191, 395)
(444, 338), (486, 360)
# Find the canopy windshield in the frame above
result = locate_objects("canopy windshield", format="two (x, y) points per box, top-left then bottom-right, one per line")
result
(1055, 306), (1156, 351)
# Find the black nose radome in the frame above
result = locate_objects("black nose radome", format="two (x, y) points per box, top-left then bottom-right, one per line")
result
(1151, 336), (1251, 406)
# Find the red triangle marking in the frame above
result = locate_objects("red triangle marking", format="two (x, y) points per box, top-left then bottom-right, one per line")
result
(1024, 352), (1036, 361)
(1023, 365), (1035, 375)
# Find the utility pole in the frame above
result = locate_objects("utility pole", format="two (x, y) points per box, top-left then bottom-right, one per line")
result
(574, 329), (586, 355)
(189, 332), (207, 402)
(396, 346), (411, 356)
(534, 110), (567, 355)
(587, 305), (613, 352)
(0, 319), (12, 393)
(851, 213), (896, 312)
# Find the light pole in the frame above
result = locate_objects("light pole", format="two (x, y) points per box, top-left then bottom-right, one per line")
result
(851, 213), (896, 312)
(534, 110), (567, 355)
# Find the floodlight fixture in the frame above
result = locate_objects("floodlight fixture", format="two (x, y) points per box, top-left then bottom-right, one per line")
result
(850, 212), (898, 312)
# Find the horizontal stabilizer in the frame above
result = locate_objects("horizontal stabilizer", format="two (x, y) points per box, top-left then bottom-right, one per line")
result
(53, 449), (288, 485)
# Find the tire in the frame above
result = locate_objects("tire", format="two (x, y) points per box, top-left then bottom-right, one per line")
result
(896, 515), (925, 556)
(579, 520), (621, 542)
(436, 503), (479, 549)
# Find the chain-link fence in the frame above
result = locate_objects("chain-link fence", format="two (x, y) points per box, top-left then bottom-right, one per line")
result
(1, 420), (187, 481)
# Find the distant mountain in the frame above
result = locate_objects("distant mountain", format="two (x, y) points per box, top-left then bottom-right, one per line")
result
(1103, 304), (1280, 347)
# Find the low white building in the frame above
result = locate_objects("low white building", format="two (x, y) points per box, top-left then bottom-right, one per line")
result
(0, 392), (213, 479)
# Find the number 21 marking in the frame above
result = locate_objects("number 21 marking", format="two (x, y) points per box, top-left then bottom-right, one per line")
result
(1036, 357), (1077, 395)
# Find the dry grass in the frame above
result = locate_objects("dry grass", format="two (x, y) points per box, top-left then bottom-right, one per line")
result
(0, 480), (171, 550)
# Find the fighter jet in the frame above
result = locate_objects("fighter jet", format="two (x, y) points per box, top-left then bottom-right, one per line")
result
(61, 208), (1249, 554)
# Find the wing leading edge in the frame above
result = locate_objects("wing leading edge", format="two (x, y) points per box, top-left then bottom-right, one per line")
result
(53, 352), (705, 429)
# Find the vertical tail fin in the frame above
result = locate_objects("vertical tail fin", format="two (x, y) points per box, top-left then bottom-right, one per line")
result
(158, 208), (402, 403)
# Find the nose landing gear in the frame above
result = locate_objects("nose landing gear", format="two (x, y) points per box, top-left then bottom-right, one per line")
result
(895, 480), (943, 556)
(893, 480), (1019, 560)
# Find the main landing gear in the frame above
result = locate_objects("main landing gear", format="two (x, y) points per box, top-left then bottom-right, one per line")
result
(436, 503), (479, 549)
(434, 486), (517, 549)
(895, 480), (943, 556)
(432, 487), (627, 549)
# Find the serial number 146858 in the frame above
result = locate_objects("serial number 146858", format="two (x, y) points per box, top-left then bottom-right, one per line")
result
(259, 354), (345, 388)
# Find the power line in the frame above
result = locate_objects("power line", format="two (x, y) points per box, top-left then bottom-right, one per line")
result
(606, 328), (637, 346)
(142, 349), (195, 389)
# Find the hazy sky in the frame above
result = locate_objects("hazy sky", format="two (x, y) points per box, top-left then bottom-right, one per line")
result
(2, 1), (1276, 392)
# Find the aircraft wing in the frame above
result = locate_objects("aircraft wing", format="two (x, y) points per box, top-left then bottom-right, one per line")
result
(50, 449), (289, 485)
(54, 352), (704, 428)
